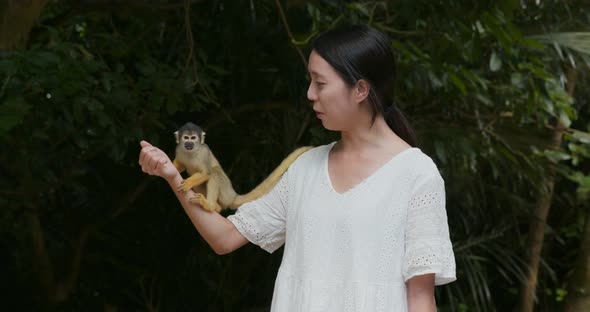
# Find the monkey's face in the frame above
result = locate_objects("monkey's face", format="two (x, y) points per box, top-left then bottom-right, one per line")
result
(180, 132), (201, 151)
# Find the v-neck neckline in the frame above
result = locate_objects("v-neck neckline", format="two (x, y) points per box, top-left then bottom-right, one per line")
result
(323, 141), (418, 196)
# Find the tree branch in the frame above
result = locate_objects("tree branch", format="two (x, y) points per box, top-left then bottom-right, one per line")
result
(203, 101), (292, 130)
(274, 0), (308, 69)
(54, 177), (153, 303)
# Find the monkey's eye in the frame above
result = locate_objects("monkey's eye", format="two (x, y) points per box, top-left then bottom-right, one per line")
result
(183, 136), (189, 139)
(191, 136), (197, 140)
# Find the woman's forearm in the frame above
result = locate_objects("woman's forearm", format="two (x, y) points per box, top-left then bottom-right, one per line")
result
(166, 173), (248, 254)
(407, 274), (436, 312)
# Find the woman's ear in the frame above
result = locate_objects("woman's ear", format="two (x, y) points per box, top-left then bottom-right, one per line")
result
(355, 80), (370, 103)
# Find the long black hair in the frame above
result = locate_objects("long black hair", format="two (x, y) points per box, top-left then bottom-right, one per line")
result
(311, 24), (417, 147)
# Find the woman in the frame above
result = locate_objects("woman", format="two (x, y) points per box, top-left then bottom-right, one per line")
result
(139, 25), (455, 311)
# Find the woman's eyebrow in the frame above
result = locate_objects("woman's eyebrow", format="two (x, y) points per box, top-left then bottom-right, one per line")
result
(309, 70), (325, 79)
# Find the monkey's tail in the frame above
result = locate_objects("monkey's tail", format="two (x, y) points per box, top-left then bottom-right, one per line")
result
(229, 146), (313, 209)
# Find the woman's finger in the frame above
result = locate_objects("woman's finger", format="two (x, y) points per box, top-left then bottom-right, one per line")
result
(141, 162), (149, 174)
(146, 152), (159, 170)
(139, 147), (150, 165)
(154, 156), (166, 171)
(140, 140), (152, 148)
(139, 145), (159, 164)
(139, 151), (145, 166)
(138, 141), (168, 177)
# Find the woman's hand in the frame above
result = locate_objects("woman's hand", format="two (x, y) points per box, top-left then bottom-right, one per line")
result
(138, 140), (179, 182)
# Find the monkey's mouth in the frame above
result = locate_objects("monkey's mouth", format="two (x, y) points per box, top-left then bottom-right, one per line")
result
(185, 142), (194, 150)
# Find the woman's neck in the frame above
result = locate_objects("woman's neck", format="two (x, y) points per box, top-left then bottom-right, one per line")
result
(337, 115), (409, 154)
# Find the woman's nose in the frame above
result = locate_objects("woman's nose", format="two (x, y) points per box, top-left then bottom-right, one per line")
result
(307, 84), (316, 101)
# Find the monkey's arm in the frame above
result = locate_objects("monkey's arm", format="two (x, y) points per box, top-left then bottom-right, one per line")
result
(189, 166), (227, 212)
(173, 159), (186, 173)
(167, 173), (249, 254)
(175, 158), (203, 193)
(178, 172), (210, 193)
(176, 151), (214, 192)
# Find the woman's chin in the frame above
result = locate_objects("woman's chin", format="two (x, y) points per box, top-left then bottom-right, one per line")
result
(321, 122), (340, 132)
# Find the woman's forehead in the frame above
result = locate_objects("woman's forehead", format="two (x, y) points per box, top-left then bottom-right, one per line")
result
(308, 52), (336, 78)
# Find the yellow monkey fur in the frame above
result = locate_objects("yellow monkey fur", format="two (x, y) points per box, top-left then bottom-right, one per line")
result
(172, 122), (312, 212)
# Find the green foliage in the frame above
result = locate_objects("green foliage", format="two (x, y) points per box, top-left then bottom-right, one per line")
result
(546, 287), (569, 303)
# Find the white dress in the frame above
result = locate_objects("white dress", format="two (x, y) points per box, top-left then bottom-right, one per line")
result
(228, 142), (456, 312)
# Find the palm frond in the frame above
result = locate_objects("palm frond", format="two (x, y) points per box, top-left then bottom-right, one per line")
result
(529, 32), (590, 56)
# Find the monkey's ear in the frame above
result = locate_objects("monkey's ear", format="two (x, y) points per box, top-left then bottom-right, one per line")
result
(174, 131), (180, 144)
(201, 131), (206, 144)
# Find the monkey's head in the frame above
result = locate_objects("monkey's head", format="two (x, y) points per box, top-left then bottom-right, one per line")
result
(174, 122), (206, 152)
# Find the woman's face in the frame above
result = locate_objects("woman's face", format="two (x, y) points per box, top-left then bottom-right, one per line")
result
(307, 51), (361, 131)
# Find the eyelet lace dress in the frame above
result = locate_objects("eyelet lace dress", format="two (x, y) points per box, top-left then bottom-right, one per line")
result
(227, 142), (456, 312)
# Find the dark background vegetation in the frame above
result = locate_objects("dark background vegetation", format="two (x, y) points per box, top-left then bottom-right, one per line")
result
(1, 0), (590, 311)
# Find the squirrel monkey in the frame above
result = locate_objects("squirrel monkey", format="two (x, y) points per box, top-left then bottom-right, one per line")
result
(172, 122), (312, 212)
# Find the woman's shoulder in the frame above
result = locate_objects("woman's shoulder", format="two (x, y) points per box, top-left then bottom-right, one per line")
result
(295, 142), (333, 163)
(402, 147), (443, 180)
(287, 142), (333, 171)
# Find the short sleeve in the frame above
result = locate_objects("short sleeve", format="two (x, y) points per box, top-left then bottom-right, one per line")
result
(403, 172), (456, 285)
(227, 169), (290, 253)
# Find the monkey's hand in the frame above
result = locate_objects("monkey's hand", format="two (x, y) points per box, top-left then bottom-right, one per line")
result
(139, 141), (179, 182)
(178, 173), (210, 193)
(190, 193), (222, 213)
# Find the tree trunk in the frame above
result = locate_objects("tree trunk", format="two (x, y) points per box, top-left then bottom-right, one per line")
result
(0, 0), (47, 50)
(565, 209), (590, 311)
(518, 66), (577, 312)
(27, 210), (57, 305)
(518, 159), (559, 312)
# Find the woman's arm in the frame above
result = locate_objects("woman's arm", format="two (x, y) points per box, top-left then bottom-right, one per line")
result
(407, 273), (436, 312)
(139, 140), (248, 255)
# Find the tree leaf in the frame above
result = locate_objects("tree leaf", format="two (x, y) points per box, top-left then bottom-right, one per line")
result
(490, 51), (502, 72)
(572, 130), (590, 144)
(448, 72), (467, 95)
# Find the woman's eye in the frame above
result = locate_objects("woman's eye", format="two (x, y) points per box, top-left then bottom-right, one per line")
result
(316, 81), (325, 88)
